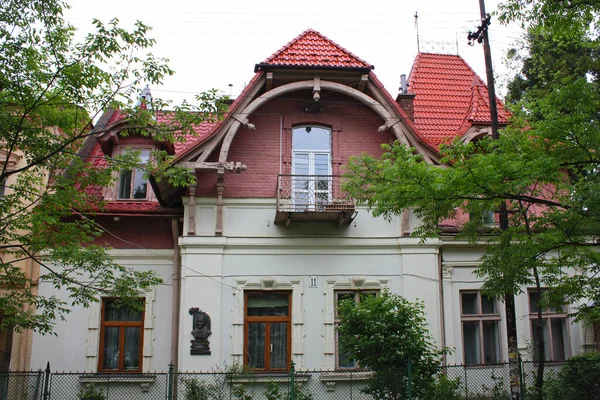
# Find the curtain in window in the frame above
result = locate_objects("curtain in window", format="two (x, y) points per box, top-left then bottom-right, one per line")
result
(463, 321), (481, 365)
(270, 323), (287, 369)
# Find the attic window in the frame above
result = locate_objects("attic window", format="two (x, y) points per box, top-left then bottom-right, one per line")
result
(118, 148), (151, 200)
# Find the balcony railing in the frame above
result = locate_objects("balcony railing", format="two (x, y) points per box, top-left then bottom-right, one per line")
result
(275, 175), (356, 226)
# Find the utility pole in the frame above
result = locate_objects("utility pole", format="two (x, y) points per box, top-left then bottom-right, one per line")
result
(468, 1), (520, 399)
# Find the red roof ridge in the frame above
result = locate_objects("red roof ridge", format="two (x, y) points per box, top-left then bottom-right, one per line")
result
(256, 28), (373, 71)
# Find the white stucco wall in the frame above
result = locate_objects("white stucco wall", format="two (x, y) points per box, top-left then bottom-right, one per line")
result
(30, 249), (175, 373)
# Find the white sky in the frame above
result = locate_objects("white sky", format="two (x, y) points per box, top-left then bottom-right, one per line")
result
(64, 0), (522, 106)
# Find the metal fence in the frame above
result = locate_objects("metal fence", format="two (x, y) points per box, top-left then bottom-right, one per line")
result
(3, 358), (600, 400)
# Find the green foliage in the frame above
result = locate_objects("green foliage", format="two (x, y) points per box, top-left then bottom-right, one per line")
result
(264, 382), (283, 400)
(0, 0), (226, 334)
(336, 289), (447, 399)
(540, 353), (600, 400)
(182, 378), (225, 400)
(78, 383), (105, 400)
(426, 374), (462, 400)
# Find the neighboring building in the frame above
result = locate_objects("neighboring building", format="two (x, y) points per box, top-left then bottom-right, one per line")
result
(30, 29), (593, 377)
(0, 146), (46, 372)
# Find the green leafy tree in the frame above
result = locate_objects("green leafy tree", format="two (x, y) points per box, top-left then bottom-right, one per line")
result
(336, 289), (447, 399)
(345, 2), (600, 398)
(0, 0), (226, 336)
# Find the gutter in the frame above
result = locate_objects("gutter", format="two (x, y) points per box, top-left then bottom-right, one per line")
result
(438, 248), (447, 367)
(170, 218), (181, 379)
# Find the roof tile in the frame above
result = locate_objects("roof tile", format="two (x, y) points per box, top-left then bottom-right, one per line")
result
(260, 28), (373, 69)
(408, 53), (510, 147)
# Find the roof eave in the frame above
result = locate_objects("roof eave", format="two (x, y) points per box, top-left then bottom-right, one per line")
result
(254, 63), (373, 73)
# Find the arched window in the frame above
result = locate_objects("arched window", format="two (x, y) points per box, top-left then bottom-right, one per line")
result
(291, 126), (332, 210)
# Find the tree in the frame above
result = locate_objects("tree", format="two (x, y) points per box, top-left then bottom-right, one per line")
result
(336, 289), (447, 399)
(0, 0), (226, 336)
(344, 6), (600, 394)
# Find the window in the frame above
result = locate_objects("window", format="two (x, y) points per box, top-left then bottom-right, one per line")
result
(244, 292), (291, 371)
(461, 291), (501, 365)
(291, 126), (331, 210)
(99, 299), (144, 372)
(0, 177), (6, 198)
(335, 291), (377, 369)
(529, 290), (569, 361)
(118, 148), (151, 200)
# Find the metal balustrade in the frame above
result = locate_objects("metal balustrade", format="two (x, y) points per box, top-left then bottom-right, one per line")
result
(275, 175), (355, 226)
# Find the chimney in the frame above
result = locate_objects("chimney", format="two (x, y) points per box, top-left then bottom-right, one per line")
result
(396, 74), (416, 122)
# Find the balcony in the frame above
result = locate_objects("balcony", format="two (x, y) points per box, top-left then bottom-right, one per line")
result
(275, 175), (356, 227)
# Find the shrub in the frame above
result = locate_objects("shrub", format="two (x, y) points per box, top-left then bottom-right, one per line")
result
(542, 353), (600, 400)
(78, 383), (105, 400)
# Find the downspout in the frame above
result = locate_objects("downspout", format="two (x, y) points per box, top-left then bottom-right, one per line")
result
(438, 248), (447, 367)
(279, 115), (283, 175)
(170, 217), (181, 373)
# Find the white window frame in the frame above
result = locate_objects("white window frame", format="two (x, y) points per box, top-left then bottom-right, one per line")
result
(116, 147), (153, 200)
(460, 290), (502, 365)
(528, 289), (570, 361)
(323, 278), (388, 370)
(291, 126), (332, 210)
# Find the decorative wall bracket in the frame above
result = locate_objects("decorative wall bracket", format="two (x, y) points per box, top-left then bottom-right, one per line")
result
(189, 307), (212, 355)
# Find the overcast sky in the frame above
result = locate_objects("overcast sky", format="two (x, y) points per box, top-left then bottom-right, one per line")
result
(64, 0), (522, 106)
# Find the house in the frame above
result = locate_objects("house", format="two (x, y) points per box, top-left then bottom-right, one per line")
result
(30, 29), (592, 379)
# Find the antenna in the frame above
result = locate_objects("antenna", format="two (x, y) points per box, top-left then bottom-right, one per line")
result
(414, 11), (420, 52)
(456, 32), (459, 55)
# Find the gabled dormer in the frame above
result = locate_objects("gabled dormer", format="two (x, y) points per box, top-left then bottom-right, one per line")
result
(173, 29), (441, 233)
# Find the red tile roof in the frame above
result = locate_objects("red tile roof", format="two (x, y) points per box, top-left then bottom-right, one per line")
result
(257, 28), (373, 70)
(407, 53), (510, 147)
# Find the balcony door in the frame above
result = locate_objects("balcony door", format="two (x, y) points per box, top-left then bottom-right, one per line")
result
(291, 126), (331, 210)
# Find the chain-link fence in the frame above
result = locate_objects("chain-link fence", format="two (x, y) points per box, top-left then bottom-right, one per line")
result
(4, 357), (600, 400)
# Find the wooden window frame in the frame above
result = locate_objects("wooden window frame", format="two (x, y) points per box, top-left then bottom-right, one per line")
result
(98, 298), (145, 373)
(528, 289), (569, 361)
(334, 290), (378, 370)
(460, 290), (501, 365)
(243, 291), (291, 372)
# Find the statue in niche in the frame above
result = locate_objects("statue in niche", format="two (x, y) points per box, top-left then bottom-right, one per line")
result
(189, 307), (212, 355)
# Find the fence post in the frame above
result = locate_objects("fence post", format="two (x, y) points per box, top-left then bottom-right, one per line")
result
(519, 355), (525, 400)
(289, 360), (295, 400)
(42, 362), (50, 400)
(167, 363), (174, 400)
(406, 360), (412, 400)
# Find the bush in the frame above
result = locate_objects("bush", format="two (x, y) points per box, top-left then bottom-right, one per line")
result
(337, 289), (448, 399)
(78, 384), (105, 400)
(542, 353), (600, 400)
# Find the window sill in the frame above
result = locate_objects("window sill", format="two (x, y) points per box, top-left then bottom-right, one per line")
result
(319, 370), (373, 382)
(80, 374), (156, 384)
(230, 373), (310, 384)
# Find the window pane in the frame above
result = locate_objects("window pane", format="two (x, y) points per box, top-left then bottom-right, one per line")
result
(248, 322), (265, 369)
(247, 293), (289, 316)
(337, 329), (356, 368)
(105, 303), (143, 322)
(462, 293), (478, 315)
(550, 318), (567, 361)
(132, 168), (147, 199)
(118, 170), (132, 199)
(102, 327), (120, 370)
(138, 149), (151, 164)
(123, 327), (141, 370)
(481, 296), (497, 314)
(529, 292), (540, 314)
(482, 320), (500, 364)
(314, 154), (330, 175)
(270, 323), (288, 369)
(292, 127), (331, 150)
(463, 321), (481, 365)
(531, 319), (550, 361)
(293, 153), (309, 176)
